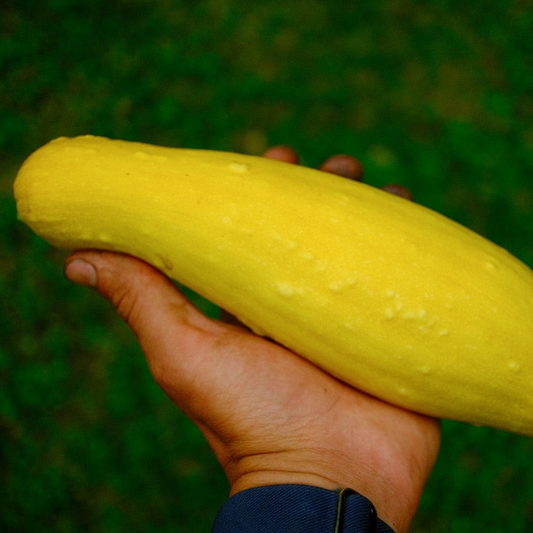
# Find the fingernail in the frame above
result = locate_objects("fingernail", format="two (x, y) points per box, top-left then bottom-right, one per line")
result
(382, 183), (413, 201)
(321, 155), (364, 182)
(64, 258), (97, 288)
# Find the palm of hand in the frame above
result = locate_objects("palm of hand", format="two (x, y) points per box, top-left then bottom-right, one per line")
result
(147, 301), (440, 532)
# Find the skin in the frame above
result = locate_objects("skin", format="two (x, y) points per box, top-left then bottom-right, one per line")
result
(64, 147), (440, 532)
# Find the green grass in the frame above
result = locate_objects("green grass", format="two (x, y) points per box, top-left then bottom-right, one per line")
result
(2, 0), (533, 530)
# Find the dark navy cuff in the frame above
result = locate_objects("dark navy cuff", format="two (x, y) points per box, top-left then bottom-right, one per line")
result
(211, 484), (395, 532)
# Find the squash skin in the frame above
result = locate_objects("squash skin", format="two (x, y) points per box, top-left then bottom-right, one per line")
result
(14, 135), (533, 436)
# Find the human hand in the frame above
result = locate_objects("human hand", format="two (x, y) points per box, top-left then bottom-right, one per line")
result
(64, 147), (440, 533)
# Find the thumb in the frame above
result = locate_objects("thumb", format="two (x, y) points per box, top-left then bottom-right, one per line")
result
(63, 250), (228, 400)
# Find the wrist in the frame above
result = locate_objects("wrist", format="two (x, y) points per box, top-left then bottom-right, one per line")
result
(226, 453), (415, 533)
(230, 468), (344, 496)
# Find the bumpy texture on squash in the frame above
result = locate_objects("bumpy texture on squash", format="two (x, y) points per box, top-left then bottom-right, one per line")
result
(14, 135), (533, 436)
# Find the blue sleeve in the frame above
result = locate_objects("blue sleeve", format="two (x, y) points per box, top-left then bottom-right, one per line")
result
(211, 484), (395, 532)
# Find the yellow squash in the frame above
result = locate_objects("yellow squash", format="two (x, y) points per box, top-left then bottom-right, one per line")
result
(14, 135), (533, 436)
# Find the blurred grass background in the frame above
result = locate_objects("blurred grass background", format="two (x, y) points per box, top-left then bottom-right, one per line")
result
(2, 0), (533, 531)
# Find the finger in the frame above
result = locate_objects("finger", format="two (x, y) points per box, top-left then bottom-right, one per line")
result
(381, 183), (413, 201)
(319, 154), (364, 181)
(262, 145), (299, 164)
(63, 250), (228, 396)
